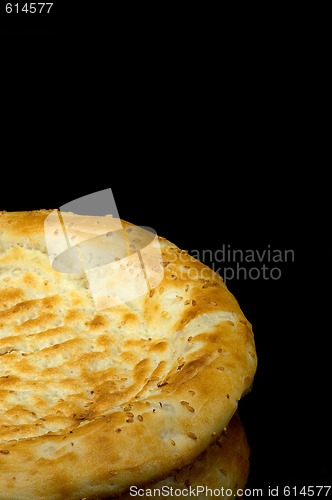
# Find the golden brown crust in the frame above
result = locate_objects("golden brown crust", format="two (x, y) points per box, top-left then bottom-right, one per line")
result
(0, 211), (257, 499)
(119, 412), (250, 499)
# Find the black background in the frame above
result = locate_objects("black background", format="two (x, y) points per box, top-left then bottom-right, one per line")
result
(1, 4), (330, 498)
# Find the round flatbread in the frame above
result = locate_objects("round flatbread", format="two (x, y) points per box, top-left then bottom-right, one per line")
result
(0, 211), (257, 499)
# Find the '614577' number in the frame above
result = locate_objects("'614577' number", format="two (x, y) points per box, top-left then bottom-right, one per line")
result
(5, 3), (53, 13)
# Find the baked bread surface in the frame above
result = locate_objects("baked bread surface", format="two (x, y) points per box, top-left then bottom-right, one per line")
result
(119, 411), (250, 499)
(0, 211), (257, 499)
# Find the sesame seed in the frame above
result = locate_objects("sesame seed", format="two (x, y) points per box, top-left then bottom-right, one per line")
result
(126, 418), (134, 423)
(191, 300), (196, 306)
(169, 439), (176, 446)
(137, 415), (143, 421)
(0, 450), (9, 454)
(180, 401), (189, 405)
(187, 432), (197, 440)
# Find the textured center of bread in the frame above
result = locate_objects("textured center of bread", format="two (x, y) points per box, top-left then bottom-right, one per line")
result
(0, 242), (240, 441)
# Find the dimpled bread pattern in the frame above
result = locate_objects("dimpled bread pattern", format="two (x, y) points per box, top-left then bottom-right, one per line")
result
(0, 211), (257, 500)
